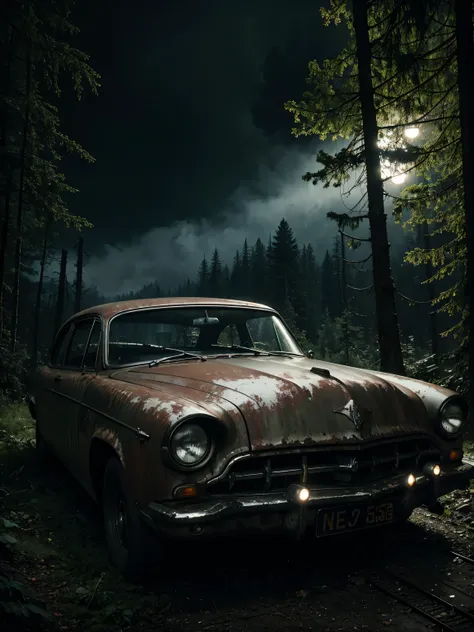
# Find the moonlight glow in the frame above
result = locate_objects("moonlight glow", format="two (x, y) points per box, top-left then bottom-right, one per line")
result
(404, 127), (420, 139)
(391, 173), (407, 184)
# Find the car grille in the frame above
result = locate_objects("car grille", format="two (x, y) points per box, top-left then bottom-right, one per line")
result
(207, 438), (441, 495)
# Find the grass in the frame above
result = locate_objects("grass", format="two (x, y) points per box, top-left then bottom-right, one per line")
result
(0, 403), (170, 631)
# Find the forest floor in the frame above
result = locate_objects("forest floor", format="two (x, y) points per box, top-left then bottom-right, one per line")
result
(1, 404), (474, 632)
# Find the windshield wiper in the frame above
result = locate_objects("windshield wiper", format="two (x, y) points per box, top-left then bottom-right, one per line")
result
(210, 344), (299, 358)
(149, 347), (206, 367)
(211, 343), (267, 356)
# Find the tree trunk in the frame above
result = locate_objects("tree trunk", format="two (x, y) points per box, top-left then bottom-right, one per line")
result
(74, 236), (84, 313)
(339, 231), (350, 365)
(10, 50), (31, 353)
(32, 217), (51, 367)
(0, 27), (14, 335)
(423, 227), (438, 360)
(454, 0), (474, 426)
(54, 249), (68, 337)
(352, 0), (405, 375)
(0, 183), (12, 335)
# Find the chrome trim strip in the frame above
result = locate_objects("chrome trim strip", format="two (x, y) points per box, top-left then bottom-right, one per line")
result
(144, 460), (474, 526)
(46, 387), (150, 441)
(206, 436), (443, 489)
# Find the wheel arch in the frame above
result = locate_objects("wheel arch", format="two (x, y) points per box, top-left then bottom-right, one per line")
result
(89, 436), (124, 504)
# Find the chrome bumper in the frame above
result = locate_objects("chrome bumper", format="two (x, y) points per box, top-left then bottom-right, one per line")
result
(141, 459), (474, 539)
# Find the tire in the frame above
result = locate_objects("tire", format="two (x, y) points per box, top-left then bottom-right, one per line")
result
(102, 456), (162, 583)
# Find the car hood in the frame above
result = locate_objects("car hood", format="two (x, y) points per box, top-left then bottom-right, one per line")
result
(111, 355), (434, 451)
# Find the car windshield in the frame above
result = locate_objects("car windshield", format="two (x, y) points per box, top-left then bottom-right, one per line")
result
(107, 306), (303, 366)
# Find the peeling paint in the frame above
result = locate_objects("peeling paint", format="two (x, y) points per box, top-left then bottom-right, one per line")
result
(30, 298), (468, 516)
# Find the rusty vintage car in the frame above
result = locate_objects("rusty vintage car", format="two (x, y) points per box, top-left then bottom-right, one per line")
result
(28, 297), (474, 580)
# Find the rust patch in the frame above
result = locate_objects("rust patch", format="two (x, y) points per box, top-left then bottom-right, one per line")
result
(30, 298), (466, 519)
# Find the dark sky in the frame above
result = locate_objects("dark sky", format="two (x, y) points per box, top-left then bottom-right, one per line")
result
(60, 0), (347, 295)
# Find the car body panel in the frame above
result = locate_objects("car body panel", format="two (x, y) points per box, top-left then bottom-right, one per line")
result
(111, 356), (438, 451)
(28, 297), (474, 544)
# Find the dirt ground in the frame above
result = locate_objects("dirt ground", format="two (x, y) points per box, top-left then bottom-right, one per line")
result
(1, 405), (474, 632)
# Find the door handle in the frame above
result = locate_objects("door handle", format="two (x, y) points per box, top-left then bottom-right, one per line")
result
(53, 375), (62, 383)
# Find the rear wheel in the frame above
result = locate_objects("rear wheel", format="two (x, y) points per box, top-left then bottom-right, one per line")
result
(102, 457), (162, 583)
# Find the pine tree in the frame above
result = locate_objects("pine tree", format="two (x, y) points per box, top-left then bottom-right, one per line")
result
(221, 264), (230, 296)
(230, 250), (241, 297)
(209, 248), (222, 297)
(250, 237), (266, 301)
(240, 239), (251, 298)
(197, 256), (209, 295)
(269, 218), (306, 328)
(286, 0), (406, 374)
(0, 0), (99, 348)
(321, 250), (335, 317)
(454, 0), (474, 418)
(304, 243), (321, 341)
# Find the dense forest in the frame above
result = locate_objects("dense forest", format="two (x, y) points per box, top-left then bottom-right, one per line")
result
(0, 0), (472, 404)
(0, 212), (464, 394)
(1, 0), (474, 628)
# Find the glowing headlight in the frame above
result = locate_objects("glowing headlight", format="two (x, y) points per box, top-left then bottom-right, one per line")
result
(170, 423), (210, 466)
(439, 401), (466, 436)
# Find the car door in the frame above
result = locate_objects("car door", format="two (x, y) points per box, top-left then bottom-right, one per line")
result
(49, 317), (97, 477)
(35, 322), (73, 449)
(74, 319), (102, 487)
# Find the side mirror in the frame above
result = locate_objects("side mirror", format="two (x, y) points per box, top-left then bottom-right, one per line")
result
(307, 350), (314, 359)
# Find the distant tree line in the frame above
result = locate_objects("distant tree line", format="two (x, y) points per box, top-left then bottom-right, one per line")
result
(112, 216), (457, 374)
(1, 0), (472, 409)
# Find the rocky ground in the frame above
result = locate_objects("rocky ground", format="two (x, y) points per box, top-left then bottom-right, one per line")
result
(1, 404), (474, 632)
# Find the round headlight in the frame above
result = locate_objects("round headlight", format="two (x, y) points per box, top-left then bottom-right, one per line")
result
(439, 401), (466, 436)
(170, 423), (210, 466)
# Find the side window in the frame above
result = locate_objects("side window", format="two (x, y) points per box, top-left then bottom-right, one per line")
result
(51, 325), (71, 366)
(83, 321), (101, 370)
(247, 317), (280, 350)
(217, 324), (240, 347)
(64, 320), (94, 369)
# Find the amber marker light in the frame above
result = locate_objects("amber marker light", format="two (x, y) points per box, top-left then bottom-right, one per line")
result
(174, 485), (198, 499)
(407, 473), (416, 487)
(449, 449), (463, 462)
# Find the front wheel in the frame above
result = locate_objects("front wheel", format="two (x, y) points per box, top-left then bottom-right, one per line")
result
(102, 457), (162, 583)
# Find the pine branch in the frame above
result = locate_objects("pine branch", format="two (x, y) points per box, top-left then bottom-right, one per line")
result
(379, 114), (456, 131)
(347, 283), (374, 292)
(327, 211), (369, 231)
(375, 56), (455, 109)
(340, 253), (372, 265)
(395, 287), (433, 305)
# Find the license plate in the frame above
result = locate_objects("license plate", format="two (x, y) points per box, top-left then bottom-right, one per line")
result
(315, 502), (394, 537)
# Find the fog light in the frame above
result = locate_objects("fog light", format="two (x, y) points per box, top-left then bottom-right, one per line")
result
(407, 473), (416, 487)
(297, 487), (310, 503)
(433, 464), (441, 477)
(287, 484), (310, 504)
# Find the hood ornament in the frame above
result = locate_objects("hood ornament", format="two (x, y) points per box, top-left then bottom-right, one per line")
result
(335, 399), (364, 431)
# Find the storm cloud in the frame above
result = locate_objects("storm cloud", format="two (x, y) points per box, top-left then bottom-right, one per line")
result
(83, 142), (367, 296)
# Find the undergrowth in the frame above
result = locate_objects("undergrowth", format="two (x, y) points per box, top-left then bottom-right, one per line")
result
(0, 403), (171, 631)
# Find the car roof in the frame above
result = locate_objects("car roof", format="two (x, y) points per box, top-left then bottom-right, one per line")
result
(67, 297), (277, 323)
